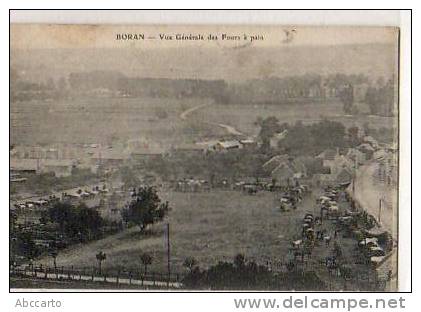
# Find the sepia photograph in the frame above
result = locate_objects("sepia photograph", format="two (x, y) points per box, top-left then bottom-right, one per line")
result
(9, 23), (400, 292)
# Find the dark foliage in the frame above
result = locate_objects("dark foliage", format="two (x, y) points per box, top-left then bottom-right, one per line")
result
(256, 117), (287, 150)
(365, 79), (395, 116)
(182, 254), (327, 290)
(11, 231), (41, 261)
(280, 120), (347, 156)
(338, 84), (354, 114)
(46, 202), (104, 241)
(122, 186), (169, 231)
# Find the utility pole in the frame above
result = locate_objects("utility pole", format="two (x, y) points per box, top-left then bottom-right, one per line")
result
(166, 223), (171, 287)
(352, 156), (357, 197)
(378, 198), (382, 224)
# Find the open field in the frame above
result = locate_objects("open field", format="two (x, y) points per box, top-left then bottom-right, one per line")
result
(29, 188), (385, 290)
(34, 190), (316, 274)
(10, 97), (216, 146)
(11, 98), (396, 148)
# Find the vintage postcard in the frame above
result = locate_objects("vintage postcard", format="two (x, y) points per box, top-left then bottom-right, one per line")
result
(10, 24), (399, 291)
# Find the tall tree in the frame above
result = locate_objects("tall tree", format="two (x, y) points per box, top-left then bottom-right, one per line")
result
(122, 186), (169, 232)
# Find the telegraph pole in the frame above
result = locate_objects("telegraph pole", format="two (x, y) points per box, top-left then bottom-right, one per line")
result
(166, 223), (171, 287)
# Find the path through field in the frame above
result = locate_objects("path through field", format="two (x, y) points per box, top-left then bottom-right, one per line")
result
(179, 102), (211, 120)
(180, 102), (246, 136)
(211, 122), (245, 136)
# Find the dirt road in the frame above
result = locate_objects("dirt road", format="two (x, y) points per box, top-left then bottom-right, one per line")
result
(180, 103), (245, 136)
(179, 103), (211, 120)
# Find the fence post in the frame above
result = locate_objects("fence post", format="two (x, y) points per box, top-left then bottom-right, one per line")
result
(45, 267), (48, 279)
(104, 274), (107, 282)
(116, 270), (120, 286)
(129, 272), (132, 285)
(153, 272), (156, 286)
(92, 268), (94, 281)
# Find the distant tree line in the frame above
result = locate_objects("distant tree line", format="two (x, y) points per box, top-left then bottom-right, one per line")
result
(10, 68), (69, 101)
(227, 73), (367, 103)
(364, 78), (396, 116)
(11, 67), (395, 117)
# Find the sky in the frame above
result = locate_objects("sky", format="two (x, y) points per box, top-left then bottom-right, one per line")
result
(10, 24), (399, 82)
(11, 24), (398, 50)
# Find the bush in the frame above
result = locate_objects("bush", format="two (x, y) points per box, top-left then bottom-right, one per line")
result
(46, 202), (104, 241)
(182, 254), (327, 290)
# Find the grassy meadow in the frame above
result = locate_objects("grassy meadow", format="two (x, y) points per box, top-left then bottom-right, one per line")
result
(34, 190), (317, 274)
(10, 97), (216, 146)
(11, 97), (396, 148)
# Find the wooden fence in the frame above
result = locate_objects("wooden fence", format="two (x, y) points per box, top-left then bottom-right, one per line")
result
(10, 265), (184, 289)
